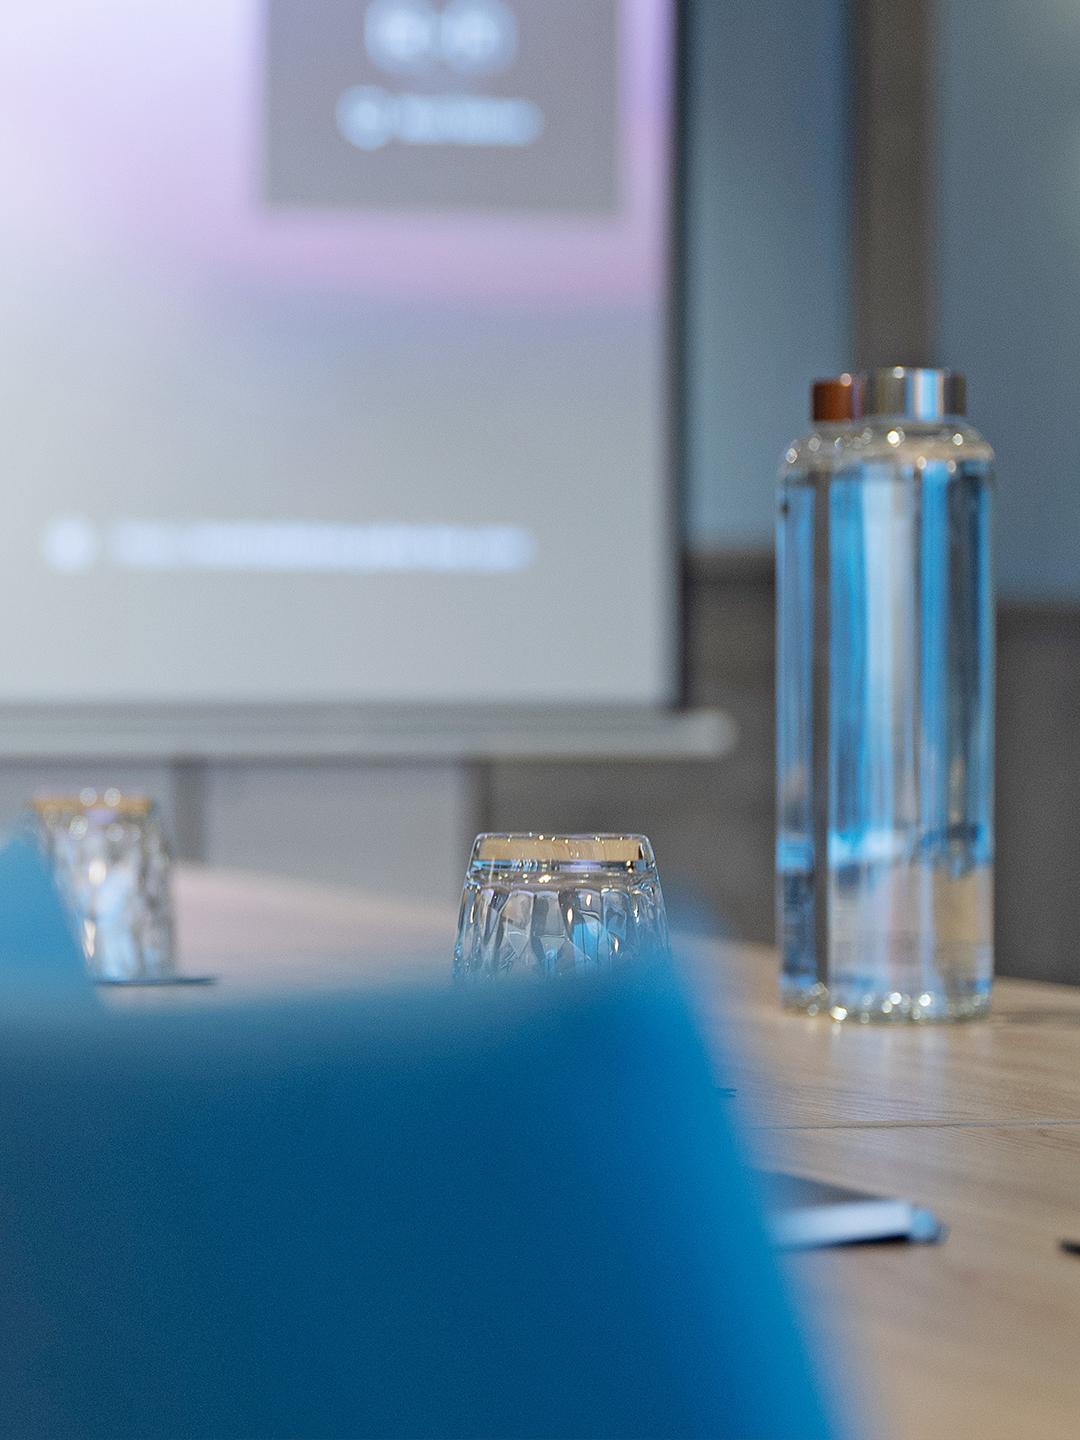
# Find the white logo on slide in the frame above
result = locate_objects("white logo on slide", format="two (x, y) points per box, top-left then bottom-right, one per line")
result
(364, 0), (437, 75)
(336, 87), (397, 149)
(336, 86), (542, 150)
(42, 515), (100, 573)
(364, 0), (518, 78)
(441, 0), (518, 75)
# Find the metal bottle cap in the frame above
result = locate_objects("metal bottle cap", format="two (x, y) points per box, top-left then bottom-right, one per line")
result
(863, 367), (966, 421)
(811, 374), (861, 422)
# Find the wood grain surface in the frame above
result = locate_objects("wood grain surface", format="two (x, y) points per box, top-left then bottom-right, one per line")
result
(107, 868), (1080, 1440)
(699, 939), (1080, 1440)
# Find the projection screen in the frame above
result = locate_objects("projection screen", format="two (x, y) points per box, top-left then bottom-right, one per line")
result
(0, 0), (678, 707)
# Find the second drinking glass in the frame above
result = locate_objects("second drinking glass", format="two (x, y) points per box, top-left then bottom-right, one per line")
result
(454, 833), (670, 980)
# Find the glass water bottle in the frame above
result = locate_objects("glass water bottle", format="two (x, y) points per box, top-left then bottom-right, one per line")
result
(777, 367), (994, 1021)
(776, 375), (862, 1013)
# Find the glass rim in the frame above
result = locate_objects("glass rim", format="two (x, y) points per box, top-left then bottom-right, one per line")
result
(32, 790), (155, 819)
(468, 833), (656, 870)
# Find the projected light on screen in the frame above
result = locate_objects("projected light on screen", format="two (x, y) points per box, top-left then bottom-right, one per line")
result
(339, 0), (543, 150)
(41, 518), (535, 576)
(0, 0), (676, 705)
(364, 0), (520, 77)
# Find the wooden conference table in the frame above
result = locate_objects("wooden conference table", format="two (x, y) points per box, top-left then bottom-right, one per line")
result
(108, 866), (1080, 1440)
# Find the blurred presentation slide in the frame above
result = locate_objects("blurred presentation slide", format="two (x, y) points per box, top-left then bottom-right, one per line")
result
(0, 0), (676, 705)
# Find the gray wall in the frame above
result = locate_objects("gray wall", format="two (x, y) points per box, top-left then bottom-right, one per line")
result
(685, 0), (1080, 592)
(932, 0), (1080, 973)
(938, 0), (1080, 599)
(486, 557), (775, 941)
(684, 0), (851, 547)
(0, 760), (474, 907)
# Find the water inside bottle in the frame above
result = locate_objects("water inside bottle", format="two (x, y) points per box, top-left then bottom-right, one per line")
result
(778, 454), (993, 1020)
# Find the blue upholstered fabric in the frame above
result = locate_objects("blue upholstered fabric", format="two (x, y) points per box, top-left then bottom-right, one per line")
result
(0, 834), (94, 1008)
(0, 971), (837, 1438)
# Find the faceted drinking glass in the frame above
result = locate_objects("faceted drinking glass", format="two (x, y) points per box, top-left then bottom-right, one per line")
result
(33, 790), (176, 982)
(454, 833), (670, 979)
